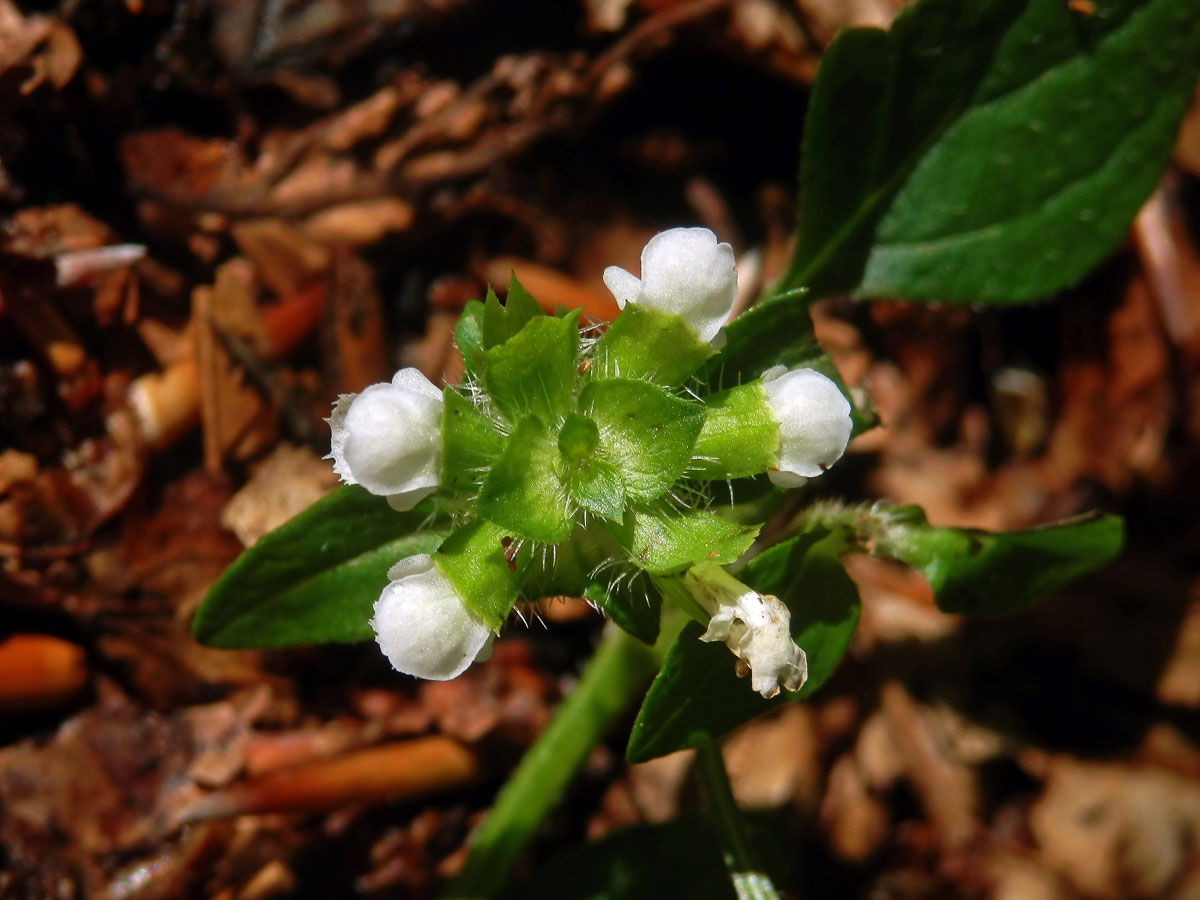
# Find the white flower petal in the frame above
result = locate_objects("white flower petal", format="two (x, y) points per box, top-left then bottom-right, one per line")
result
(372, 554), (492, 680)
(386, 487), (436, 511)
(683, 563), (808, 699)
(699, 591), (807, 699)
(602, 266), (642, 310)
(328, 368), (443, 497)
(761, 365), (852, 481)
(766, 470), (808, 489)
(327, 392), (356, 483)
(391, 366), (443, 399)
(603, 227), (737, 344)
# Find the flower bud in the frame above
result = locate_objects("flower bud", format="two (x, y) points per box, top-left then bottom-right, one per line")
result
(328, 368), (443, 510)
(603, 227), (737, 344)
(760, 366), (852, 488)
(683, 563), (807, 699)
(371, 555), (493, 680)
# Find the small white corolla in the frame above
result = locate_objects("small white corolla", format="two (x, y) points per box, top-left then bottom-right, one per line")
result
(602, 227), (737, 344)
(328, 368), (443, 511)
(683, 563), (807, 699)
(761, 366), (852, 488)
(372, 554), (493, 680)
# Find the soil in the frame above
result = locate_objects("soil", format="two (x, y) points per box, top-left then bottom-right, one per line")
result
(3, 1), (1200, 898)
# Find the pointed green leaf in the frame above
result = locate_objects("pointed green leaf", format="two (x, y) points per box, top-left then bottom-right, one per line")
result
(436, 518), (531, 629)
(455, 299), (486, 380)
(441, 388), (505, 494)
(782, 0), (1200, 303)
(701, 293), (876, 436)
(581, 379), (705, 501)
(567, 457), (626, 522)
(483, 310), (580, 425)
(627, 531), (860, 762)
(689, 382), (778, 480)
(592, 305), (716, 387)
(606, 502), (758, 576)
(193, 486), (443, 648)
(477, 416), (574, 543)
(483, 277), (545, 349)
(506, 273), (545, 315)
(875, 507), (1124, 615)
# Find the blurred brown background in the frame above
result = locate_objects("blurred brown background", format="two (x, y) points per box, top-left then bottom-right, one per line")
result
(3, 1), (1200, 897)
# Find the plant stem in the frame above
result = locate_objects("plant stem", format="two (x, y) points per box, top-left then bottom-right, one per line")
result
(440, 623), (663, 900)
(695, 740), (783, 900)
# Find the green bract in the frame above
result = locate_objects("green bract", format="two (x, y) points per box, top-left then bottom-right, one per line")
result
(197, 230), (868, 699)
(434, 275), (789, 627)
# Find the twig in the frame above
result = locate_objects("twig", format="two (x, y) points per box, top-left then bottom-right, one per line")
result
(0, 634), (88, 710)
(176, 736), (478, 823)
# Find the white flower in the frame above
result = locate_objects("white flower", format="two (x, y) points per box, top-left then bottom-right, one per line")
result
(372, 554), (493, 680)
(760, 366), (852, 488)
(602, 227), (737, 344)
(328, 368), (443, 510)
(683, 563), (807, 699)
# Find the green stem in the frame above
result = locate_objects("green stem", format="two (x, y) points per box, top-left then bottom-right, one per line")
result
(695, 741), (783, 900)
(441, 623), (663, 900)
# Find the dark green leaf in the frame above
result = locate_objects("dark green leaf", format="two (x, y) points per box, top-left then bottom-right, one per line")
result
(193, 486), (442, 648)
(581, 379), (705, 501)
(627, 532), (860, 762)
(483, 310), (579, 425)
(585, 582), (661, 645)
(477, 416), (574, 543)
(455, 299), (486, 380)
(436, 518), (532, 629)
(606, 502), (758, 576)
(483, 277), (545, 349)
(500, 813), (795, 900)
(876, 507), (1124, 615)
(783, 0), (1200, 302)
(498, 818), (735, 900)
(592, 305), (715, 387)
(441, 389), (505, 494)
(701, 294), (876, 436)
(688, 382), (777, 480)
